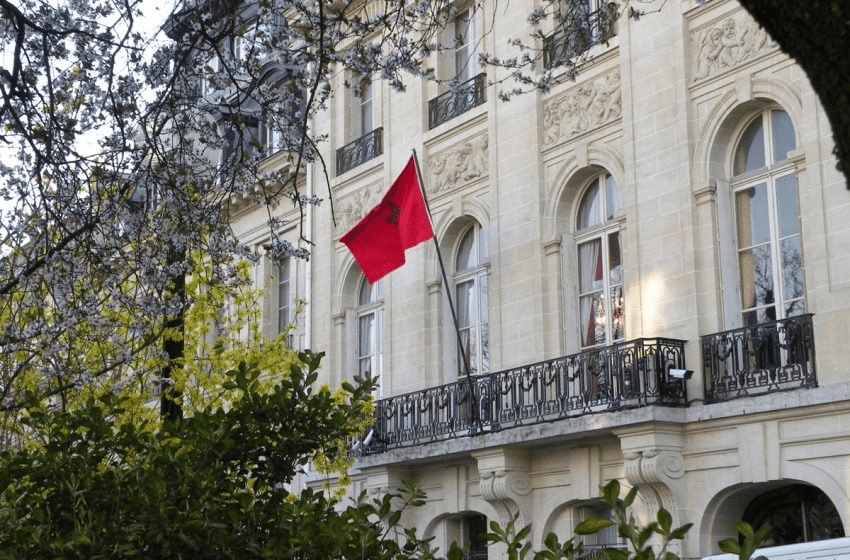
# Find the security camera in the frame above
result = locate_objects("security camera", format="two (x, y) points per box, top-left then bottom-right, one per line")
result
(669, 369), (693, 380)
(363, 428), (375, 447)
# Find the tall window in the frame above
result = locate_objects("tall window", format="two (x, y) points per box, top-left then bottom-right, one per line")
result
(358, 277), (383, 396)
(277, 257), (291, 338)
(732, 109), (803, 326)
(451, 8), (477, 83)
(455, 224), (489, 375)
(352, 75), (374, 139)
(576, 173), (623, 348)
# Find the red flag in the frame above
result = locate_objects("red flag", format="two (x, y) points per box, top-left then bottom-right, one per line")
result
(341, 157), (433, 283)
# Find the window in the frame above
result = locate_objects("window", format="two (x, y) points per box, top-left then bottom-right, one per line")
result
(732, 109), (804, 326)
(742, 484), (844, 545)
(455, 224), (489, 375)
(352, 74), (374, 140)
(577, 503), (625, 556)
(276, 257), (291, 338)
(451, 8), (478, 84)
(575, 173), (623, 349)
(545, 0), (617, 67)
(445, 514), (488, 560)
(357, 277), (383, 396)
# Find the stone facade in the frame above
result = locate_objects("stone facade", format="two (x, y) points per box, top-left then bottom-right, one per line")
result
(228, 0), (850, 557)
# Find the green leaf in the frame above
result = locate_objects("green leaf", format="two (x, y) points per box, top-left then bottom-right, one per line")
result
(575, 516), (615, 535)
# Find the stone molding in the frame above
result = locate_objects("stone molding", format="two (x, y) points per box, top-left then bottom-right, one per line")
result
(543, 70), (621, 147)
(474, 449), (532, 528)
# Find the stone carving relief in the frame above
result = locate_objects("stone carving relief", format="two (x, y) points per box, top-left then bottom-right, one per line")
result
(692, 15), (775, 82)
(543, 71), (621, 147)
(335, 185), (378, 235)
(479, 468), (532, 528)
(428, 134), (488, 196)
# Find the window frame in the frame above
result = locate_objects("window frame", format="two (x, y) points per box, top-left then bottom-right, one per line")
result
(730, 108), (804, 327)
(453, 223), (489, 376)
(357, 276), (384, 397)
(574, 172), (624, 350)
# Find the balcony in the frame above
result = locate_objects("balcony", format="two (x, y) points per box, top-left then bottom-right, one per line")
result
(354, 337), (687, 456)
(428, 73), (487, 130)
(701, 314), (817, 403)
(335, 127), (383, 176)
(543, 3), (618, 69)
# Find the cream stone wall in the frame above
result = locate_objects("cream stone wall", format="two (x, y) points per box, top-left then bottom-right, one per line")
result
(228, 0), (850, 557)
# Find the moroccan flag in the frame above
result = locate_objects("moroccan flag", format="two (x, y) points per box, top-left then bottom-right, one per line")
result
(341, 157), (433, 283)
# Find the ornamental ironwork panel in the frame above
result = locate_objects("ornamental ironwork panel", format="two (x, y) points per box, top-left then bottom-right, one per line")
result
(701, 314), (817, 403)
(543, 3), (618, 69)
(428, 73), (487, 130)
(336, 127), (383, 176)
(353, 337), (687, 456)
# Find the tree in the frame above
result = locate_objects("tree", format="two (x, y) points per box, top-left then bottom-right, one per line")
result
(733, 1), (850, 188)
(0, 351), (442, 558)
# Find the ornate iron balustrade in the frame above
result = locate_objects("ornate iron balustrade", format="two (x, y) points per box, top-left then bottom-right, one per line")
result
(578, 544), (627, 560)
(701, 314), (817, 403)
(428, 73), (487, 130)
(543, 3), (618, 68)
(354, 338), (687, 456)
(336, 127), (383, 176)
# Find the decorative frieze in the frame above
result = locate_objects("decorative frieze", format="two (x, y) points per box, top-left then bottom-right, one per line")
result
(692, 14), (776, 83)
(335, 185), (378, 235)
(428, 134), (489, 196)
(543, 70), (621, 147)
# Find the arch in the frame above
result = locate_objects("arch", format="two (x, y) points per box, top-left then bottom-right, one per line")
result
(691, 76), (804, 190)
(697, 475), (848, 557)
(332, 251), (364, 314)
(544, 144), (625, 243)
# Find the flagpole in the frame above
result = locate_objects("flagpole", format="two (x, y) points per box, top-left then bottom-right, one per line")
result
(411, 149), (481, 434)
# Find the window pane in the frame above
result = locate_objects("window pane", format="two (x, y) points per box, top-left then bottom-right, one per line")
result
(359, 314), (374, 369)
(781, 236), (804, 303)
(734, 116), (766, 175)
(580, 292), (605, 346)
(610, 284), (624, 341)
(608, 231), (622, 284)
(605, 173), (621, 218)
(735, 184), (770, 247)
(578, 238), (603, 293)
(776, 174), (800, 238)
(771, 109), (796, 163)
(739, 245), (774, 311)
(479, 273), (489, 372)
(456, 228), (476, 271)
(457, 279), (475, 329)
(577, 182), (601, 229)
(743, 306), (776, 327)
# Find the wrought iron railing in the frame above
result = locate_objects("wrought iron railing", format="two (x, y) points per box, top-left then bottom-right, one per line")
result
(578, 544), (627, 560)
(354, 338), (687, 455)
(701, 314), (817, 403)
(428, 73), (487, 130)
(543, 3), (618, 68)
(336, 127), (383, 176)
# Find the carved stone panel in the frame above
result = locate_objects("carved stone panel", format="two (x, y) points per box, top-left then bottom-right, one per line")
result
(427, 133), (488, 196)
(543, 70), (621, 147)
(335, 185), (379, 236)
(691, 13), (776, 83)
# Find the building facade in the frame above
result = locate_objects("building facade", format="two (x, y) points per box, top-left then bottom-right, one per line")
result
(228, 0), (850, 557)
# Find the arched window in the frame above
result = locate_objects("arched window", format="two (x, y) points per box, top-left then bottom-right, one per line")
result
(742, 484), (844, 545)
(455, 224), (489, 375)
(575, 172), (623, 348)
(732, 108), (804, 326)
(357, 276), (383, 396)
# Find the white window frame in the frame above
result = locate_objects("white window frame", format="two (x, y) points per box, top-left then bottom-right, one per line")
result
(357, 277), (383, 397)
(574, 172), (624, 349)
(730, 108), (804, 327)
(454, 223), (489, 376)
(450, 7), (478, 84)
